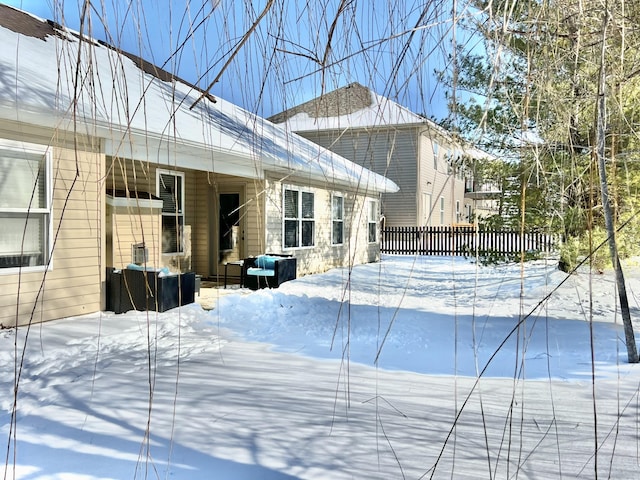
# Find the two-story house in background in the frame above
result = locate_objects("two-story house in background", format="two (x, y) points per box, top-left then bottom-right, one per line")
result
(269, 82), (497, 228)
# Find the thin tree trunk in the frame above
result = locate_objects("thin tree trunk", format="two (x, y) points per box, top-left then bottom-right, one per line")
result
(595, 5), (638, 364)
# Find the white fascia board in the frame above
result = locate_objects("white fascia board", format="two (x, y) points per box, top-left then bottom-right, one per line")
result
(265, 165), (399, 194)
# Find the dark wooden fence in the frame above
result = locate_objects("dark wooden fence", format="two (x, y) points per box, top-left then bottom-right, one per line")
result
(381, 226), (558, 257)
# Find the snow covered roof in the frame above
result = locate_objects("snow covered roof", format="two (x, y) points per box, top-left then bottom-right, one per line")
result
(270, 83), (498, 163)
(0, 6), (398, 194)
(457, 145), (498, 162)
(269, 82), (431, 132)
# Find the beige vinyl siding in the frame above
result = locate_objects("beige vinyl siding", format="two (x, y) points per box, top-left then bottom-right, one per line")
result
(347, 193), (380, 264)
(106, 160), (266, 279)
(187, 173), (266, 278)
(263, 177), (283, 255)
(171, 171), (266, 277)
(107, 204), (162, 269)
(261, 174), (379, 277)
(106, 158), (198, 272)
(0, 126), (103, 327)
(191, 173), (265, 278)
(419, 132), (447, 225)
(452, 181), (467, 224)
(299, 127), (418, 227)
(245, 178), (266, 256)
(192, 172), (213, 276)
(418, 131), (468, 226)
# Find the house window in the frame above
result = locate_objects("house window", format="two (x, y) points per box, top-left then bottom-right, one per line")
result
(440, 196), (445, 225)
(433, 141), (439, 170)
(467, 204), (473, 223)
(465, 173), (474, 192)
(422, 193), (432, 226)
(331, 194), (344, 245)
(450, 148), (461, 177)
(157, 170), (185, 254)
(456, 200), (461, 223)
(368, 199), (378, 243)
(0, 141), (51, 271)
(284, 186), (314, 248)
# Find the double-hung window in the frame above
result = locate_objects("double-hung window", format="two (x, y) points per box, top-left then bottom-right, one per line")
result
(284, 186), (314, 248)
(331, 194), (344, 245)
(157, 170), (185, 254)
(367, 199), (378, 243)
(0, 141), (51, 271)
(422, 193), (432, 226)
(433, 141), (439, 170)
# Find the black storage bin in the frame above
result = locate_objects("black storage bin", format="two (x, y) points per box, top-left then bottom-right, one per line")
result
(106, 268), (196, 314)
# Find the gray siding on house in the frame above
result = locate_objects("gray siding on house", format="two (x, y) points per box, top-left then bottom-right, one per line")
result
(298, 128), (419, 227)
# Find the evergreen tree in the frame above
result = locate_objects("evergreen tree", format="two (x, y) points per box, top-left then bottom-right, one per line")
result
(443, 0), (640, 361)
(441, 0), (640, 264)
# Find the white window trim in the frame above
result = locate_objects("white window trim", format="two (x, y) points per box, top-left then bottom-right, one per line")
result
(440, 196), (445, 225)
(283, 185), (315, 250)
(157, 169), (186, 256)
(367, 199), (378, 244)
(0, 140), (52, 275)
(331, 193), (344, 246)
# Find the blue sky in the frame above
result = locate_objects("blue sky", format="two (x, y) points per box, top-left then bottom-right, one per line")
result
(3, 0), (456, 120)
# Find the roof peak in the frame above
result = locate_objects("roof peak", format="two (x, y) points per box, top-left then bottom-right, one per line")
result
(268, 82), (428, 130)
(268, 82), (374, 124)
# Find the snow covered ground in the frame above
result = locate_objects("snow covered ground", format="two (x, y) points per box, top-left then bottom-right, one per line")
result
(2, 255), (640, 479)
